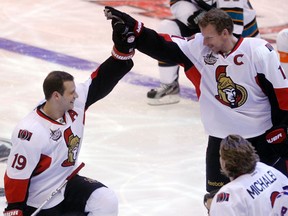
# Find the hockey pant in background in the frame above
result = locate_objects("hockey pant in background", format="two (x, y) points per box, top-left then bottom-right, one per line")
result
(157, 19), (198, 84)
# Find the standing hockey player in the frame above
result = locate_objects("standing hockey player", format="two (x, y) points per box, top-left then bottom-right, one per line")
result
(3, 22), (135, 216)
(209, 135), (288, 216)
(147, 0), (260, 105)
(277, 28), (288, 76)
(104, 7), (288, 196)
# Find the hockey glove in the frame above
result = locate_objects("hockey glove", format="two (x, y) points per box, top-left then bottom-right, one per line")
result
(3, 209), (23, 216)
(265, 125), (288, 145)
(104, 6), (144, 37)
(111, 19), (136, 60)
(187, 10), (206, 30)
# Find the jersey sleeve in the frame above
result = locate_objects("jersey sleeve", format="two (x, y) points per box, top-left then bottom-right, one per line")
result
(137, 27), (194, 70)
(254, 41), (288, 124)
(210, 187), (247, 216)
(5, 120), (45, 209)
(271, 191), (288, 215)
(84, 57), (133, 109)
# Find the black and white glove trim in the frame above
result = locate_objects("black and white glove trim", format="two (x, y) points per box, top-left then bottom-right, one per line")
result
(111, 46), (135, 60)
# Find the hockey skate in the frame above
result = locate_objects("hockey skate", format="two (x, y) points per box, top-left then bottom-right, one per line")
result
(147, 80), (180, 105)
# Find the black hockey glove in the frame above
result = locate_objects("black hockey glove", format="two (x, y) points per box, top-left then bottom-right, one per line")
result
(111, 20), (136, 60)
(187, 10), (206, 30)
(104, 6), (144, 37)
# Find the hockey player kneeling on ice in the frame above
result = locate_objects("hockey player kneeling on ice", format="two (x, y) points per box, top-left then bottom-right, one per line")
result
(3, 17), (135, 216)
(209, 135), (288, 216)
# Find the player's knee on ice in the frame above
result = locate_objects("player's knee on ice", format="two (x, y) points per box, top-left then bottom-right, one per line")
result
(85, 187), (118, 216)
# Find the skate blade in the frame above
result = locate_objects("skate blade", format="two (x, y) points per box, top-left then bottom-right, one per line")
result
(147, 94), (180, 106)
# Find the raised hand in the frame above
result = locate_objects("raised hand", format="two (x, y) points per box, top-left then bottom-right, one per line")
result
(111, 21), (136, 60)
(104, 6), (143, 37)
(104, 6), (142, 60)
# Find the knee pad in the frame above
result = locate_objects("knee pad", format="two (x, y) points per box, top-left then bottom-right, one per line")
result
(85, 187), (118, 216)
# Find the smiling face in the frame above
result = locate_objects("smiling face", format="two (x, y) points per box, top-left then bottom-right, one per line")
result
(200, 24), (228, 53)
(198, 8), (235, 54)
(42, 71), (79, 120)
(60, 80), (78, 111)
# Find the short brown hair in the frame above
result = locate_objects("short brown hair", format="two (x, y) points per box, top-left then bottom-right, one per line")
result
(220, 135), (259, 178)
(43, 71), (74, 100)
(198, 8), (234, 35)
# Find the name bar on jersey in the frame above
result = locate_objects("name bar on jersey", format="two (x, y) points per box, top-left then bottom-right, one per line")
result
(247, 170), (277, 199)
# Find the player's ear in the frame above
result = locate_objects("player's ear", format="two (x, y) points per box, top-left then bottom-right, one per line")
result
(222, 28), (230, 37)
(52, 91), (62, 100)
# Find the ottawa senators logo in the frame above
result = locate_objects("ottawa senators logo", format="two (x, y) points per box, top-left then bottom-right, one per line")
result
(216, 192), (230, 203)
(62, 127), (80, 167)
(215, 65), (247, 108)
(18, 129), (33, 141)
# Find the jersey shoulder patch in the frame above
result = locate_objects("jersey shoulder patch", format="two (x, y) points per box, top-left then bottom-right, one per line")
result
(216, 192), (230, 203)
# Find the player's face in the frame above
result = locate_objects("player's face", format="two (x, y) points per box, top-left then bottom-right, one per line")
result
(201, 24), (226, 53)
(60, 81), (78, 111)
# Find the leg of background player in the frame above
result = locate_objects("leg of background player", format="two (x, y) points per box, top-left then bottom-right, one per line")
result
(146, 19), (181, 105)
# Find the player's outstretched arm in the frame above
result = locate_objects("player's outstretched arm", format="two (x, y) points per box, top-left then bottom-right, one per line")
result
(84, 18), (135, 108)
(104, 6), (188, 68)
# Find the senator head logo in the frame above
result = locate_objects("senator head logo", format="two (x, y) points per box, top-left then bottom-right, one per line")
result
(215, 65), (247, 108)
(62, 127), (80, 167)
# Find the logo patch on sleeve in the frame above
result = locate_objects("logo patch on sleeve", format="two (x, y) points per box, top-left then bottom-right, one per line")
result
(265, 43), (274, 52)
(216, 192), (230, 203)
(18, 129), (33, 141)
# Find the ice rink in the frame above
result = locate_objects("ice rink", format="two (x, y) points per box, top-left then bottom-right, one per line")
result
(0, 0), (288, 215)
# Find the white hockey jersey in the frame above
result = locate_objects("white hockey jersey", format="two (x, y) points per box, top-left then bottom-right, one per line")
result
(138, 28), (288, 138)
(210, 162), (288, 216)
(5, 83), (89, 209)
(167, 33), (288, 138)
